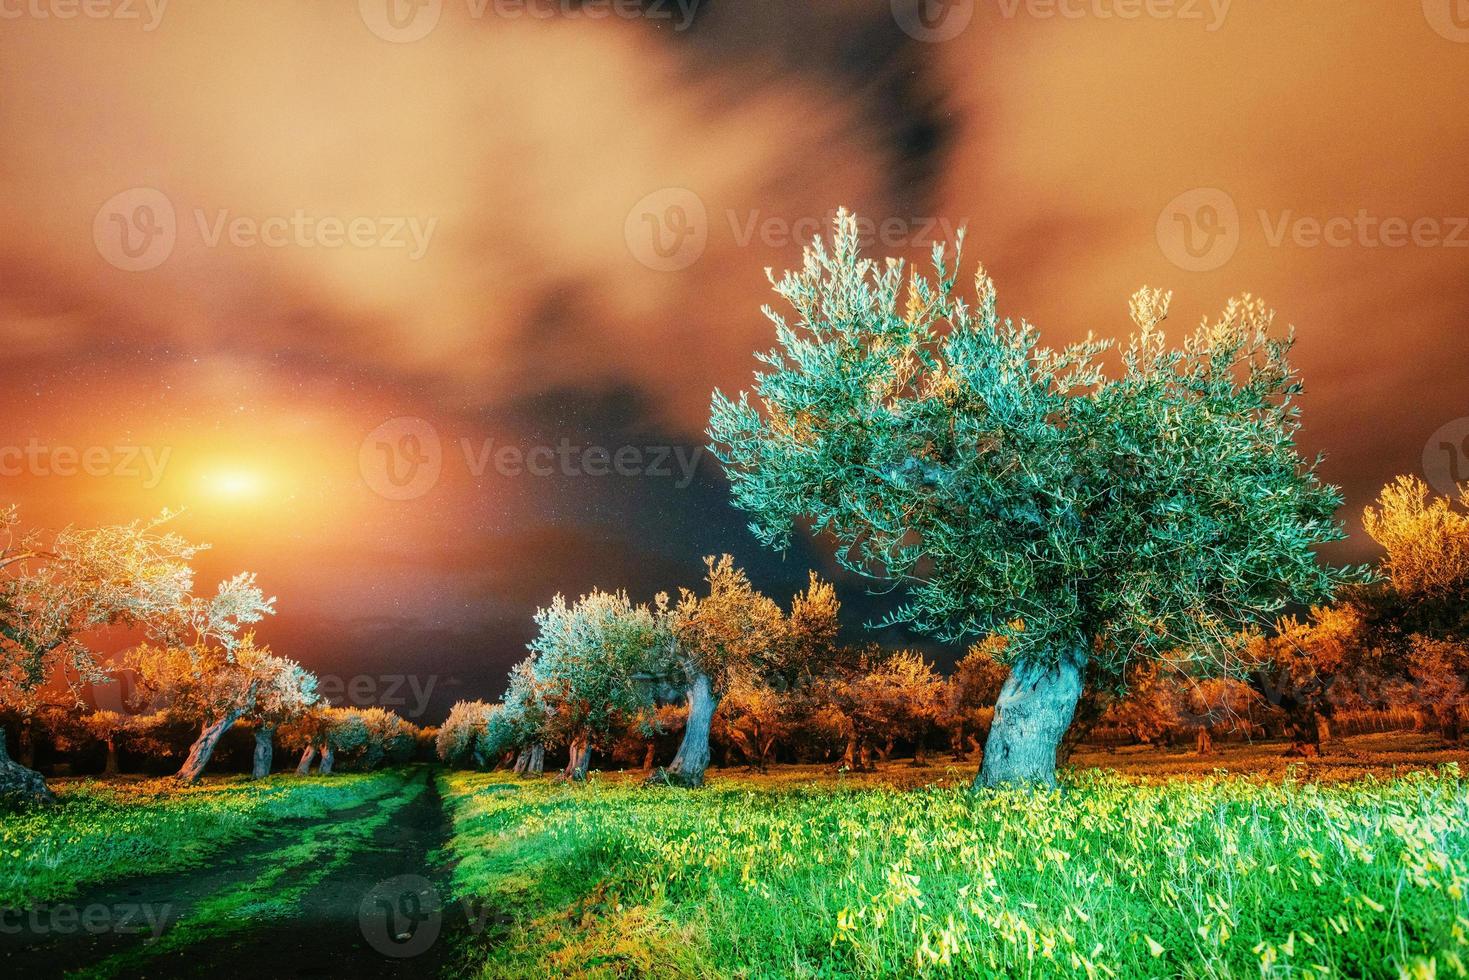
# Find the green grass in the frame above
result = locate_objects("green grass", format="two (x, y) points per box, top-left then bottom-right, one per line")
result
(0, 770), (405, 908)
(439, 765), (1469, 979)
(75, 770), (428, 978)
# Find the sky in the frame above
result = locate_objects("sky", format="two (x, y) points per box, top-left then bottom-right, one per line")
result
(2, 2), (1467, 721)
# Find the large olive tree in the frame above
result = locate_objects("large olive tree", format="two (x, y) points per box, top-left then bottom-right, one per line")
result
(709, 211), (1355, 789)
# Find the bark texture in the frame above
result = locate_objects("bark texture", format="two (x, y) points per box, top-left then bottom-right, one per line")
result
(662, 672), (718, 788)
(176, 711), (243, 784)
(252, 725), (275, 779)
(562, 739), (592, 781)
(976, 654), (1086, 790)
(0, 726), (52, 804)
(319, 744), (336, 775)
(528, 743), (545, 775)
(296, 745), (317, 775)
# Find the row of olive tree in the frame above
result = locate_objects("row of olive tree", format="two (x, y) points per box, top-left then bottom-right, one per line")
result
(437, 558), (842, 788)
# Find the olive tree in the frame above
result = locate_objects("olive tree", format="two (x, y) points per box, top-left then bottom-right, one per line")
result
(709, 211), (1355, 788)
(129, 635), (311, 783)
(655, 556), (782, 788)
(437, 700), (498, 767)
(530, 590), (662, 781)
(0, 507), (273, 801)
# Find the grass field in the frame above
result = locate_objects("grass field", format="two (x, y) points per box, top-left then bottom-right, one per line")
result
(0, 770), (405, 908)
(439, 761), (1469, 979)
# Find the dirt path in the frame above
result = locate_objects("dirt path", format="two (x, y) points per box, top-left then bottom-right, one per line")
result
(0, 768), (473, 979)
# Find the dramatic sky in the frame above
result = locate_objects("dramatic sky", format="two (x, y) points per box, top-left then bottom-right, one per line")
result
(3, 2), (1466, 720)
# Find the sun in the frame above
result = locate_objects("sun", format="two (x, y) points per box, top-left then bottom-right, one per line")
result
(201, 466), (267, 501)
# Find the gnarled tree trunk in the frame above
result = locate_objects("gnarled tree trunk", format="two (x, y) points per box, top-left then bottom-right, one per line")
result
(662, 672), (718, 788)
(319, 743), (336, 775)
(528, 742), (545, 775)
(296, 745), (317, 775)
(176, 711), (244, 784)
(512, 746), (530, 774)
(251, 725), (275, 779)
(0, 725), (52, 804)
(562, 739), (592, 781)
(976, 654), (1086, 790)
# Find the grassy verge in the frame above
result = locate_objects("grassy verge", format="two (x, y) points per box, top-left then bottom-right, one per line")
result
(439, 765), (1469, 979)
(0, 770), (406, 908)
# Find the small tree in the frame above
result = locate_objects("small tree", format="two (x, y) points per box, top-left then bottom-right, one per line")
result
(438, 700), (497, 767)
(530, 590), (662, 781)
(280, 707), (333, 775)
(654, 556), (783, 788)
(830, 649), (942, 768)
(709, 211), (1355, 788)
(712, 676), (790, 771)
(246, 658), (318, 778)
(499, 658), (550, 775)
(129, 635), (305, 783)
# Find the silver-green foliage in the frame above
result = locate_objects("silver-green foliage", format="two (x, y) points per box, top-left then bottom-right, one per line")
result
(709, 211), (1359, 679)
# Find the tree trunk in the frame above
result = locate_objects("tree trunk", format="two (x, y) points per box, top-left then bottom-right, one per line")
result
(758, 736), (775, 772)
(176, 712), (243, 784)
(104, 738), (120, 776)
(663, 671), (719, 788)
(841, 732), (857, 770)
(1195, 728), (1213, 756)
(319, 744), (335, 775)
(18, 719), (35, 769)
(512, 747), (530, 774)
(858, 740), (873, 771)
(528, 743), (545, 775)
(252, 725), (275, 779)
(1436, 705), (1463, 744)
(975, 654), (1086, 790)
(296, 745), (317, 775)
(569, 741), (592, 782)
(0, 725), (52, 804)
(641, 741), (656, 773)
